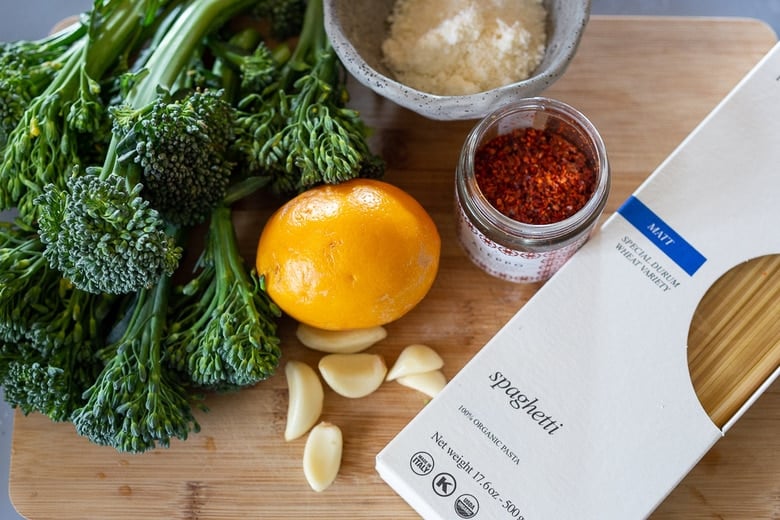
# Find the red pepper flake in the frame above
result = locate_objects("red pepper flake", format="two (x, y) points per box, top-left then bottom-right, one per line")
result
(474, 127), (597, 225)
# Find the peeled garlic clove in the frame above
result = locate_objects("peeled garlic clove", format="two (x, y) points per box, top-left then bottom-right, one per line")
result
(386, 344), (444, 381)
(284, 360), (324, 441)
(303, 422), (343, 492)
(296, 323), (387, 354)
(318, 353), (387, 398)
(396, 370), (447, 398)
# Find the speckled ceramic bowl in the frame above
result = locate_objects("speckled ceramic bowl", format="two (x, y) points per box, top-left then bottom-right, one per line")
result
(323, 0), (591, 121)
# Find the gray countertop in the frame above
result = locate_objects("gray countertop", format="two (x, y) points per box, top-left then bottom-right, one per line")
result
(1, 1), (779, 518)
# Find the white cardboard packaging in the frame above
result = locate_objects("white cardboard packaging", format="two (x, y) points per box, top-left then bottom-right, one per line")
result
(376, 43), (780, 519)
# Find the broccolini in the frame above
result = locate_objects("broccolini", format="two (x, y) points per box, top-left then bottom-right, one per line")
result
(0, 0), (174, 224)
(0, 222), (114, 421)
(167, 205), (282, 390)
(0, 22), (87, 152)
(234, 0), (385, 194)
(37, 0), (256, 295)
(0, 0), (385, 453)
(71, 275), (200, 452)
(113, 88), (236, 226)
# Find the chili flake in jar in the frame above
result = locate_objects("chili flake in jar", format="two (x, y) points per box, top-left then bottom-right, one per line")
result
(474, 127), (598, 225)
(455, 98), (610, 283)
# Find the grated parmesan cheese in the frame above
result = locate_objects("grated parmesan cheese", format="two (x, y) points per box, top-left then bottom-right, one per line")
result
(381, 0), (547, 96)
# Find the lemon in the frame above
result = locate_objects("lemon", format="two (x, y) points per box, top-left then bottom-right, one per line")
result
(256, 179), (440, 330)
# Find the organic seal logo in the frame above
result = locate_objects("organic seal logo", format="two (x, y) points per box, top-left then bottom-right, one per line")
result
(409, 451), (434, 476)
(454, 494), (479, 518)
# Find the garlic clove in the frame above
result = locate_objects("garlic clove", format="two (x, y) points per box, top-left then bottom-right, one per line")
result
(303, 422), (343, 492)
(318, 353), (387, 398)
(296, 323), (388, 354)
(396, 370), (448, 398)
(386, 343), (444, 381)
(284, 360), (324, 441)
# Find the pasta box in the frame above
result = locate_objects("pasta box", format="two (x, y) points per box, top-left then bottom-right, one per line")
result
(375, 41), (780, 519)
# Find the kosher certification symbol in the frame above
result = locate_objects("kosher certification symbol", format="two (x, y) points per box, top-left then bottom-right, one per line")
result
(409, 451), (434, 476)
(454, 494), (479, 518)
(432, 472), (456, 497)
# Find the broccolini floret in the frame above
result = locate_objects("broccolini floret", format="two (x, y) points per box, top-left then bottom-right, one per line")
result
(0, 222), (114, 421)
(1, 361), (73, 421)
(234, 0), (385, 194)
(167, 205), (282, 390)
(71, 275), (199, 453)
(0, 22), (87, 151)
(0, 222), (46, 345)
(253, 0), (306, 40)
(113, 88), (236, 226)
(209, 32), (288, 98)
(36, 170), (182, 295)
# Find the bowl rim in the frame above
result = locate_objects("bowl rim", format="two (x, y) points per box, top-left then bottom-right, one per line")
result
(323, 0), (592, 120)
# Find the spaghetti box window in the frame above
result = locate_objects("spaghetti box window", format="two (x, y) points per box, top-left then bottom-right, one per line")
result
(376, 42), (780, 519)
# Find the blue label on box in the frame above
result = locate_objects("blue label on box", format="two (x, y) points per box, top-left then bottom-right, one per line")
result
(617, 195), (706, 276)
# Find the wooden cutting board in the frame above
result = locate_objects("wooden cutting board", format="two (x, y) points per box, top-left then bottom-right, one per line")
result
(10, 16), (780, 520)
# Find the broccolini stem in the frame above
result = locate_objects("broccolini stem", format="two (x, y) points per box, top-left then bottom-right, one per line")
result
(84, 0), (169, 80)
(211, 206), (247, 282)
(35, 17), (88, 52)
(270, 0), (325, 93)
(222, 176), (271, 205)
(127, 0), (259, 109)
(288, 0), (324, 71)
(142, 274), (171, 383)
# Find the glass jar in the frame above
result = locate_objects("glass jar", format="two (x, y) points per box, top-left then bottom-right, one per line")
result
(455, 97), (610, 283)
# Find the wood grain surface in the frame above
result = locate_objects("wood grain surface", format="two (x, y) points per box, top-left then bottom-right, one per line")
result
(10, 16), (780, 520)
